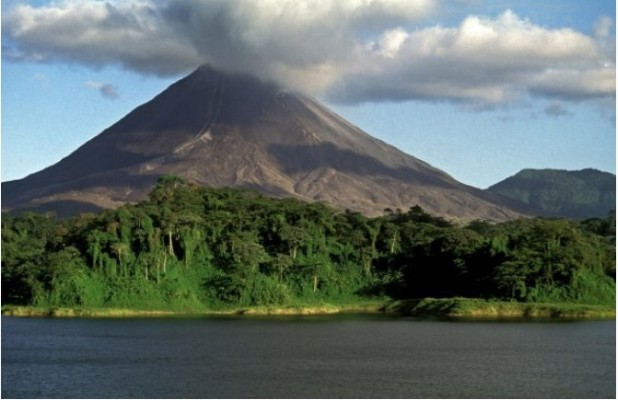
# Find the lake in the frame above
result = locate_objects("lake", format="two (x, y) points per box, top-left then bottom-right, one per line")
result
(1, 314), (615, 398)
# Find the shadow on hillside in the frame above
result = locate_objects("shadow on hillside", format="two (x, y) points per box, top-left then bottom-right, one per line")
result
(7, 200), (104, 219)
(2, 170), (160, 213)
(268, 142), (455, 188)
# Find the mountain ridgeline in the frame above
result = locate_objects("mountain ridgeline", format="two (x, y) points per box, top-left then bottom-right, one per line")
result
(487, 169), (616, 219)
(2, 65), (526, 221)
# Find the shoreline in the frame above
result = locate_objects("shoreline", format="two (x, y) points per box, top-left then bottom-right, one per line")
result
(1, 298), (615, 320)
(0, 302), (385, 319)
(384, 298), (616, 319)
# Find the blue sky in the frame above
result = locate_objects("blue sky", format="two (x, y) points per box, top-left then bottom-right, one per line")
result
(2, 0), (615, 188)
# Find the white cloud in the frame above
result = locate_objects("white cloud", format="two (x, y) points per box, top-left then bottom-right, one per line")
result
(2, 1), (202, 74)
(330, 10), (614, 105)
(374, 28), (409, 58)
(2, 1), (614, 109)
(530, 68), (615, 100)
(86, 81), (119, 99)
(595, 16), (614, 39)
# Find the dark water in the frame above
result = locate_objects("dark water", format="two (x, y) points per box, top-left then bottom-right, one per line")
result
(1, 314), (615, 398)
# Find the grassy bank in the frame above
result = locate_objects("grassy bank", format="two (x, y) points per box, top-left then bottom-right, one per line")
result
(1, 306), (184, 318)
(383, 298), (616, 319)
(236, 301), (384, 316)
(1, 300), (385, 318)
(3, 298), (614, 319)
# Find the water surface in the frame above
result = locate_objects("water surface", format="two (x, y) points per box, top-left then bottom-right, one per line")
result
(2, 315), (615, 398)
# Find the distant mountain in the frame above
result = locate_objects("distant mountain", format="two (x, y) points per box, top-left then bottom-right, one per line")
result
(486, 168), (616, 218)
(2, 65), (526, 221)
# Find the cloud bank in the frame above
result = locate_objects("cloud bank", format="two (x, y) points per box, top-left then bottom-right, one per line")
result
(2, 0), (615, 108)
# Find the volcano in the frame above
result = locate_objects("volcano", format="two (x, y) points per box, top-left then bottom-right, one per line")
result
(2, 66), (525, 220)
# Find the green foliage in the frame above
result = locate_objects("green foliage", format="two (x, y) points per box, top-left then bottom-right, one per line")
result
(487, 168), (616, 218)
(2, 177), (615, 311)
(385, 297), (615, 319)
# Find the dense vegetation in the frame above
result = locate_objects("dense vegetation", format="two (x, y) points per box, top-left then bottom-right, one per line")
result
(2, 176), (615, 312)
(487, 168), (616, 218)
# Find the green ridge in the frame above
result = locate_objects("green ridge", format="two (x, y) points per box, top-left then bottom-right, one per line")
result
(487, 168), (616, 218)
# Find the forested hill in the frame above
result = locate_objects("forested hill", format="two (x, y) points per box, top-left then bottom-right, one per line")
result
(486, 168), (616, 219)
(2, 176), (615, 311)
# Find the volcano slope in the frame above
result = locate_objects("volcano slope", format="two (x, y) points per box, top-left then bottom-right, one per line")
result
(2, 66), (526, 221)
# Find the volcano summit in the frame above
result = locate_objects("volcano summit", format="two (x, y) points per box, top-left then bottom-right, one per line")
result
(2, 66), (524, 220)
